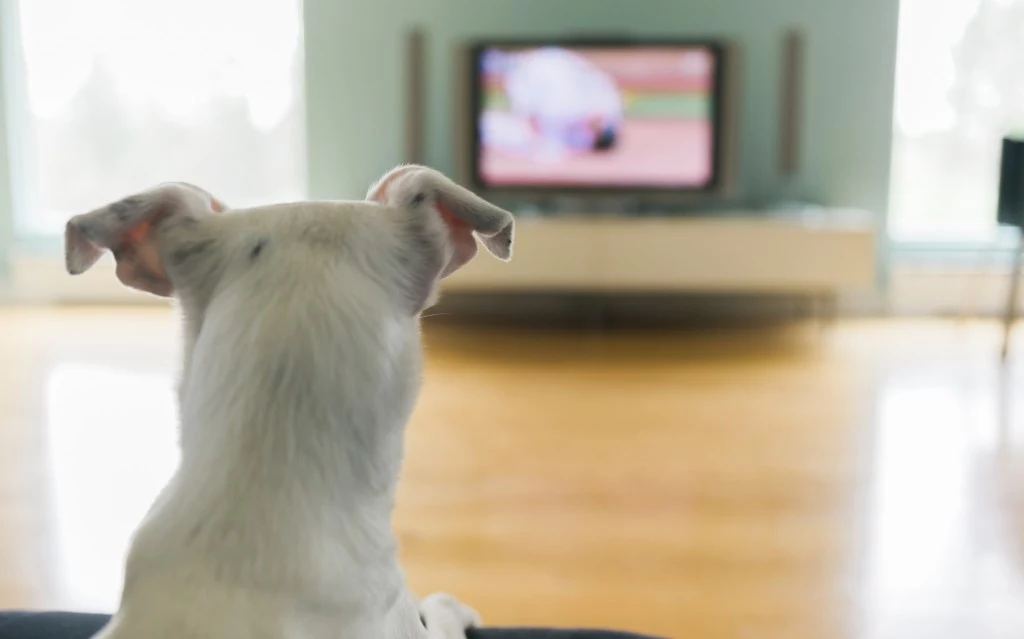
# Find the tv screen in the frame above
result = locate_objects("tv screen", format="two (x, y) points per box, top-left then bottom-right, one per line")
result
(470, 41), (725, 193)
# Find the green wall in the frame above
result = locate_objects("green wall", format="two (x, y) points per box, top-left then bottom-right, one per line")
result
(0, 0), (899, 287)
(0, 12), (15, 280)
(304, 0), (900, 220)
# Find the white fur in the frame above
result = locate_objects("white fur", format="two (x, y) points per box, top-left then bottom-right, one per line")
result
(64, 167), (513, 639)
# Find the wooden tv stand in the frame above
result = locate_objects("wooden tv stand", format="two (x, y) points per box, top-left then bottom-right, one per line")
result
(444, 208), (877, 297)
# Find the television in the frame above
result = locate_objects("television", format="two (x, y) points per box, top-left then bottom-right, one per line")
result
(461, 39), (739, 205)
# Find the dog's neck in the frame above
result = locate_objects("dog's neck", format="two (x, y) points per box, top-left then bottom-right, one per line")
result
(131, 304), (423, 597)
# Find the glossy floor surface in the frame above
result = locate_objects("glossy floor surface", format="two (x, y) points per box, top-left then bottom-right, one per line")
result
(0, 307), (1023, 639)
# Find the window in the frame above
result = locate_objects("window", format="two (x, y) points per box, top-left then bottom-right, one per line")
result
(888, 0), (1024, 244)
(4, 0), (306, 239)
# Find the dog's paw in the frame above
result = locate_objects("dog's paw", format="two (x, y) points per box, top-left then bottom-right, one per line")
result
(419, 592), (482, 630)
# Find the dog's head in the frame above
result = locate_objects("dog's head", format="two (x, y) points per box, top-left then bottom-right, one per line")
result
(65, 165), (513, 313)
(63, 166), (513, 444)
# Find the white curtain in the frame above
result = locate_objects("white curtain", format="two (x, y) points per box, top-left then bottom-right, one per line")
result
(6, 0), (306, 238)
(888, 0), (1024, 243)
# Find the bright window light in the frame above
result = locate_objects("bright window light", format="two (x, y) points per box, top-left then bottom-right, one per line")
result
(888, 0), (1024, 243)
(5, 0), (306, 238)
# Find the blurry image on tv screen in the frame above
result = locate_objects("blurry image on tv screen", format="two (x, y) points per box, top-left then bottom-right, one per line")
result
(477, 45), (716, 189)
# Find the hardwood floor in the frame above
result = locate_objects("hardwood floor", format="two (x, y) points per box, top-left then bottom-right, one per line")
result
(1, 307), (1023, 638)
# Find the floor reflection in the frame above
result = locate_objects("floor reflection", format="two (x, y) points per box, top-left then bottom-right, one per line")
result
(5, 314), (1022, 637)
(46, 363), (178, 611)
(865, 367), (1024, 636)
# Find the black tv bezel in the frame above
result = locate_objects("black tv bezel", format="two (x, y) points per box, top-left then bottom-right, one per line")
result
(467, 38), (729, 196)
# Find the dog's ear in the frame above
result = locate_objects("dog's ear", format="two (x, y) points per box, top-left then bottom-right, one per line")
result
(367, 165), (514, 277)
(65, 182), (226, 297)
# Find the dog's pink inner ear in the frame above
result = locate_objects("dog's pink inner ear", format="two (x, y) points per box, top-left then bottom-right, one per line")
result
(437, 203), (478, 278)
(113, 220), (173, 297)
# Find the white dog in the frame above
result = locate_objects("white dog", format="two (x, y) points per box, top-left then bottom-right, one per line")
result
(63, 165), (514, 639)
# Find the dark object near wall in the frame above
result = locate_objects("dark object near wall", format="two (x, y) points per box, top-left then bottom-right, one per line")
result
(997, 136), (1024, 360)
(997, 136), (1024, 228)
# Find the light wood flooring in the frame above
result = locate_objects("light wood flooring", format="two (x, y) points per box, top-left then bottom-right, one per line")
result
(1, 307), (1023, 639)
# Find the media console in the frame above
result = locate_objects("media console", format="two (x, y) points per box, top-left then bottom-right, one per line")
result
(444, 209), (877, 297)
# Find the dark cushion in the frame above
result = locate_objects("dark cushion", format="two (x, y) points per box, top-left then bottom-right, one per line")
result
(0, 612), (663, 639)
